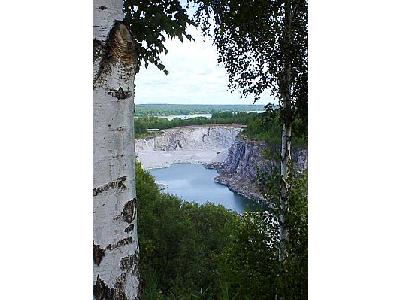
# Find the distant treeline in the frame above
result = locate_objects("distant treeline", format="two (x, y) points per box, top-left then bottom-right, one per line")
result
(135, 111), (258, 138)
(135, 103), (265, 117)
(135, 109), (307, 147)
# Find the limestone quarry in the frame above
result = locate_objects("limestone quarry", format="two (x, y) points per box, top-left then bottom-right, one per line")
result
(135, 125), (242, 169)
(135, 125), (308, 203)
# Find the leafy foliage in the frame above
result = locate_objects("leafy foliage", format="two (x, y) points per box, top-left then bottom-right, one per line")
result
(258, 164), (308, 299)
(216, 211), (280, 299)
(191, 5), (308, 295)
(284, 171), (308, 299)
(243, 105), (307, 147)
(136, 161), (240, 298)
(124, 0), (194, 74)
(136, 161), (308, 299)
(192, 0), (308, 125)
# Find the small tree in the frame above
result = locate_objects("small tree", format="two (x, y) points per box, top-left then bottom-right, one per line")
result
(193, 0), (308, 297)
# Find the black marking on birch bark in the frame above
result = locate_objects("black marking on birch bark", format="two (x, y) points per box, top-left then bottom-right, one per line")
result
(99, 5), (107, 10)
(120, 251), (139, 271)
(93, 21), (138, 86)
(106, 237), (133, 251)
(94, 275), (128, 300)
(124, 223), (134, 233)
(108, 87), (132, 100)
(109, 126), (127, 132)
(121, 198), (136, 223)
(94, 275), (113, 300)
(114, 273), (129, 300)
(93, 242), (105, 266)
(93, 176), (127, 196)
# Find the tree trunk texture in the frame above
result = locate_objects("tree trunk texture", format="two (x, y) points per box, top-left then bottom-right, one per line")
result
(279, 121), (292, 263)
(278, 103), (292, 300)
(93, 1), (139, 299)
(279, 0), (294, 272)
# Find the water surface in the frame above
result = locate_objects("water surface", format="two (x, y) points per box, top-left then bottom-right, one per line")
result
(149, 163), (260, 213)
(160, 114), (212, 121)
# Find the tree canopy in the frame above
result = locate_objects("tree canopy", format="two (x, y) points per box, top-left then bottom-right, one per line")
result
(192, 0), (308, 125)
(191, 2), (308, 297)
(136, 161), (307, 299)
(124, 0), (194, 74)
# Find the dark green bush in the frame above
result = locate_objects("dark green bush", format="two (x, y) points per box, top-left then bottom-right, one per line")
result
(136, 162), (307, 299)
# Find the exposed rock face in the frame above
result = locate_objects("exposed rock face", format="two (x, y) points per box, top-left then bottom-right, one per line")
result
(214, 137), (308, 203)
(135, 125), (243, 169)
(136, 125), (307, 206)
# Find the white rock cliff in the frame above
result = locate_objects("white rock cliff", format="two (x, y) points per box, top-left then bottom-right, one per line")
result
(135, 125), (242, 169)
(136, 125), (308, 204)
(214, 137), (308, 202)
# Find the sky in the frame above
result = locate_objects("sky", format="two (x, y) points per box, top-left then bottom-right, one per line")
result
(135, 25), (275, 106)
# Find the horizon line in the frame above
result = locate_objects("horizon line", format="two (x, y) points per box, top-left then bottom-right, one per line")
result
(136, 103), (267, 106)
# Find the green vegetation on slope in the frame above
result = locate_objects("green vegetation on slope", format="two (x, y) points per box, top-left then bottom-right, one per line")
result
(242, 106), (308, 147)
(136, 161), (307, 299)
(135, 111), (258, 138)
(135, 106), (307, 147)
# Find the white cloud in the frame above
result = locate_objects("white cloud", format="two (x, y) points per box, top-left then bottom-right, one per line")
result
(135, 25), (275, 105)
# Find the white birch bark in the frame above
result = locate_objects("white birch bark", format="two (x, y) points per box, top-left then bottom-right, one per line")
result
(278, 0), (294, 273)
(279, 122), (292, 262)
(93, 1), (139, 299)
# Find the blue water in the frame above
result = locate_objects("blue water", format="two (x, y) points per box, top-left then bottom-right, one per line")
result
(149, 163), (260, 213)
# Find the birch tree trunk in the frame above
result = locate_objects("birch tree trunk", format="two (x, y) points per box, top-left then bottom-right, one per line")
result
(278, 0), (294, 279)
(278, 107), (292, 300)
(279, 121), (292, 263)
(93, 1), (139, 299)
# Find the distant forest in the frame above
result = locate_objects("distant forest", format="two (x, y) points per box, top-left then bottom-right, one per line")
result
(135, 103), (266, 117)
(135, 111), (257, 138)
(135, 109), (307, 147)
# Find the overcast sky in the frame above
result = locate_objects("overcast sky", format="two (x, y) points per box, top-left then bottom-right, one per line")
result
(135, 25), (275, 105)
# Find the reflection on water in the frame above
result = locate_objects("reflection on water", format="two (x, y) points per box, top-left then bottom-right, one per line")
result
(149, 163), (261, 213)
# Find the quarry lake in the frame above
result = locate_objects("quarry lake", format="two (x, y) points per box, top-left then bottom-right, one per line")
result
(149, 163), (260, 213)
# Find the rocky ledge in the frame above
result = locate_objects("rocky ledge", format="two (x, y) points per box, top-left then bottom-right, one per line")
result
(135, 125), (243, 169)
(136, 124), (308, 205)
(210, 136), (308, 203)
